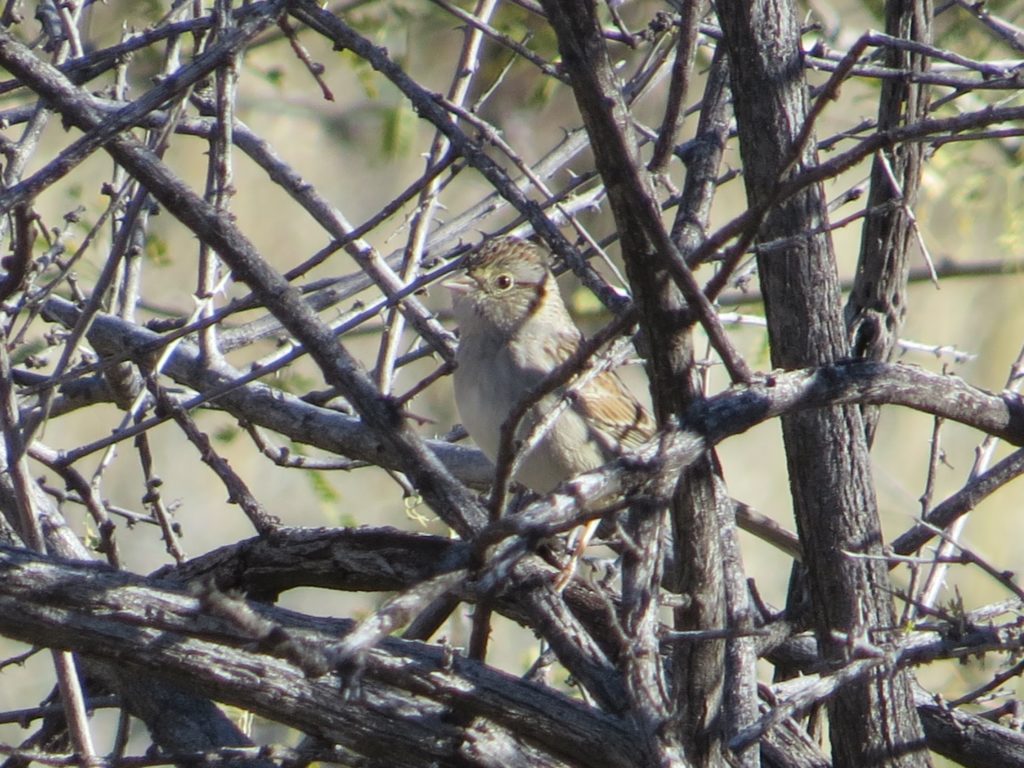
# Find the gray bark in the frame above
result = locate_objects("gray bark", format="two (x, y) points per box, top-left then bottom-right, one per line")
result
(714, 1), (932, 765)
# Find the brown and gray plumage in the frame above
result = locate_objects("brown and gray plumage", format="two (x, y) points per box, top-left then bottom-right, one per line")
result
(446, 237), (653, 493)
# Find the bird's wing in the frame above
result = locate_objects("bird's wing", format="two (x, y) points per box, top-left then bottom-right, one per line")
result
(576, 371), (655, 450)
(534, 328), (655, 451)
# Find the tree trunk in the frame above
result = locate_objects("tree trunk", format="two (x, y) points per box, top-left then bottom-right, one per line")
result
(715, 1), (931, 765)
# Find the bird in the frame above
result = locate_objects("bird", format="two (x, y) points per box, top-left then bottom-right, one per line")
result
(446, 236), (654, 583)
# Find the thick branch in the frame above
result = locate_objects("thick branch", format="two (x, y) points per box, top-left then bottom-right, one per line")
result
(715, 1), (930, 764)
(0, 546), (636, 768)
(694, 362), (1024, 447)
(40, 296), (1024, 475)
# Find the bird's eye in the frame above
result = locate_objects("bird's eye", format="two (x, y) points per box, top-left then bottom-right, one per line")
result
(494, 274), (514, 290)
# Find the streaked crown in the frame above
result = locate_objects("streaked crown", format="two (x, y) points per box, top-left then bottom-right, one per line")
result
(447, 237), (563, 333)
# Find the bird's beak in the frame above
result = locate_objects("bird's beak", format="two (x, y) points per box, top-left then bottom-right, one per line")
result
(441, 271), (475, 295)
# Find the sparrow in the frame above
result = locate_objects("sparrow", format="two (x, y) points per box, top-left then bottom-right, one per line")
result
(446, 237), (654, 581)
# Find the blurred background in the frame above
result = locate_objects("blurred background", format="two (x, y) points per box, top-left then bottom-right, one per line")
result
(0, 0), (1021, 760)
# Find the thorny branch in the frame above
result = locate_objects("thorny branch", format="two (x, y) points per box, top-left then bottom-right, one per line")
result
(0, 1), (1022, 767)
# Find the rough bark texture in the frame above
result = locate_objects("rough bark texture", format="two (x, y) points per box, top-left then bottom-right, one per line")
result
(0, 1), (1021, 766)
(846, 0), (933, 443)
(537, 2), (696, 762)
(0, 547), (636, 768)
(538, 3), (755, 765)
(0, 437), (269, 767)
(669, 47), (759, 768)
(714, 1), (931, 766)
